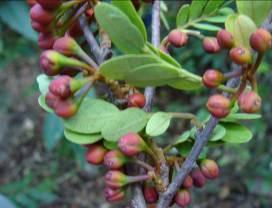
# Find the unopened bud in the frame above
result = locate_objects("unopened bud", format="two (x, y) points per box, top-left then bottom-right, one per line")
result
(191, 167), (206, 188)
(85, 143), (107, 165)
(38, 33), (55, 50)
(250, 28), (272, 53)
(206, 94), (231, 118)
(174, 189), (191, 207)
(104, 170), (128, 188)
(216, 29), (235, 49)
(128, 93), (146, 108)
(49, 75), (72, 98)
(36, 0), (62, 10)
(200, 159), (219, 180)
(238, 91), (261, 113)
(104, 150), (128, 169)
(118, 133), (147, 156)
(103, 187), (125, 202)
(30, 4), (54, 25)
(202, 37), (220, 53)
(45, 91), (60, 109)
(182, 175), (193, 189)
(168, 30), (188, 47)
(229, 47), (252, 65)
(53, 36), (81, 56)
(202, 69), (223, 88)
(143, 185), (158, 204)
(54, 99), (78, 118)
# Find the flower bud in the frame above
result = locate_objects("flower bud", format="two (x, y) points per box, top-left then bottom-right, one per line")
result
(54, 99), (78, 118)
(59, 67), (80, 77)
(216, 29), (234, 49)
(174, 189), (191, 207)
(49, 75), (72, 98)
(38, 33), (55, 49)
(191, 167), (206, 188)
(30, 4), (54, 25)
(200, 159), (219, 180)
(143, 185), (158, 204)
(118, 133), (147, 156)
(103, 187), (125, 202)
(36, 0), (62, 10)
(45, 91), (60, 109)
(104, 170), (128, 188)
(202, 37), (220, 53)
(250, 28), (272, 53)
(104, 150), (128, 169)
(229, 47), (252, 65)
(206, 94), (231, 118)
(26, 0), (37, 8)
(53, 36), (81, 56)
(31, 20), (50, 33)
(202, 69), (223, 88)
(68, 22), (83, 37)
(168, 30), (188, 47)
(128, 93), (146, 108)
(85, 143), (107, 165)
(182, 175), (193, 189)
(238, 91), (261, 113)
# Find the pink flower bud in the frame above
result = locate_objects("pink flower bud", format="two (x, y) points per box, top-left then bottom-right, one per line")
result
(39, 50), (62, 76)
(103, 187), (125, 202)
(174, 189), (191, 207)
(104, 150), (128, 169)
(128, 93), (146, 108)
(168, 30), (188, 47)
(118, 133), (147, 156)
(238, 91), (261, 113)
(49, 75), (72, 98)
(85, 143), (107, 165)
(202, 37), (220, 53)
(143, 185), (158, 204)
(38, 33), (55, 49)
(31, 20), (50, 33)
(206, 94), (231, 118)
(54, 99), (78, 118)
(53, 36), (80, 56)
(30, 4), (54, 25)
(250, 28), (272, 53)
(45, 91), (60, 109)
(104, 170), (128, 188)
(216, 29), (234, 49)
(36, 0), (62, 10)
(191, 167), (206, 188)
(182, 175), (193, 189)
(202, 69), (223, 88)
(229, 47), (252, 65)
(200, 159), (219, 180)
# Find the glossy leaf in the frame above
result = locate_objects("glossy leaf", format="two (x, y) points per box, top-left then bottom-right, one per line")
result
(176, 142), (207, 159)
(112, 0), (147, 41)
(205, 16), (227, 23)
(125, 63), (180, 87)
(202, 0), (224, 15)
(209, 124), (226, 141)
(236, 0), (272, 26)
(221, 122), (253, 143)
(102, 108), (148, 142)
(38, 95), (53, 113)
(174, 131), (191, 145)
(222, 113), (261, 122)
(103, 140), (118, 150)
(192, 23), (221, 31)
(64, 98), (119, 134)
(36, 74), (51, 95)
(189, 0), (208, 20)
(225, 14), (257, 49)
(64, 129), (102, 145)
(94, 2), (145, 54)
(146, 112), (172, 137)
(176, 4), (190, 27)
(168, 71), (202, 90)
(99, 54), (160, 80)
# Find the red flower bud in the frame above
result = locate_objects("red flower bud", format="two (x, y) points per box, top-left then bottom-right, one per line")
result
(68, 22), (83, 37)
(31, 20), (50, 33)
(118, 133), (147, 156)
(229, 47), (252, 65)
(85, 143), (107, 165)
(191, 167), (206, 188)
(200, 159), (219, 180)
(202, 37), (220, 53)
(168, 30), (188, 47)
(104, 150), (128, 169)
(30, 4), (54, 25)
(128, 93), (146, 108)
(238, 91), (261, 113)
(206, 94), (231, 118)
(38, 33), (55, 49)
(174, 189), (191, 207)
(49, 75), (72, 98)
(45, 91), (60, 109)
(182, 175), (193, 189)
(143, 185), (158, 204)
(26, 0), (37, 8)
(202, 69), (223, 88)
(36, 0), (62, 10)
(54, 99), (78, 118)
(216, 29), (234, 49)
(103, 187), (125, 202)
(104, 170), (128, 188)
(53, 36), (80, 56)
(250, 28), (272, 53)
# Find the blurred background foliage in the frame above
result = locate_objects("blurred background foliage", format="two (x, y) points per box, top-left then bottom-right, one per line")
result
(0, 1), (271, 208)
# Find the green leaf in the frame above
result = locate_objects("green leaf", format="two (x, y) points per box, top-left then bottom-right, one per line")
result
(42, 113), (64, 151)
(38, 95), (53, 113)
(236, 0), (272, 26)
(64, 129), (102, 145)
(168, 71), (202, 90)
(209, 124), (226, 141)
(36, 74), (51, 95)
(99, 54), (160, 80)
(189, 0), (208, 20)
(202, 0), (224, 15)
(221, 122), (253, 143)
(125, 63), (180, 87)
(176, 142), (207, 159)
(64, 98), (119, 134)
(192, 23), (221, 31)
(112, 0), (147, 41)
(0, 1), (37, 41)
(222, 113), (261, 122)
(94, 2), (145, 54)
(225, 14), (257, 49)
(174, 131), (191, 145)
(176, 4), (190, 27)
(146, 112), (172, 137)
(103, 140), (118, 150)
(205, 16), (227, 23)
(102, 108), (148, 142)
